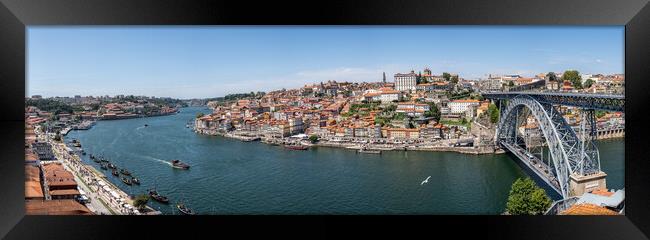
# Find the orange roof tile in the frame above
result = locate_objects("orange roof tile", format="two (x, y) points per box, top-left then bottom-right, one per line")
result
(560, 203), (618, 215)
(25, 199), (93, 215)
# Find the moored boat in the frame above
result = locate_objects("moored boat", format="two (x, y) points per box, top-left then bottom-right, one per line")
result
(121, 177), (132, 185)
(120, 168), (131, 176)
(131, 177), (140, 185)
(176, 203), (196, 215)
(170, 160), (190, 170)
(108, 163), (116, 169)
(357, 148), (382, 154)
(112, 169), (119, 176)
(100, 163), (108, 170)
(284, 144), (309, 150)
(148, 189), (169, 204)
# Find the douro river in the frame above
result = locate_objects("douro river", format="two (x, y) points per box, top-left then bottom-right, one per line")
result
(67, 107), (624, 214)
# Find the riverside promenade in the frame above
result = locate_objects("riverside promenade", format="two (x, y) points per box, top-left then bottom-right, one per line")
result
(41, 127), (160, 215)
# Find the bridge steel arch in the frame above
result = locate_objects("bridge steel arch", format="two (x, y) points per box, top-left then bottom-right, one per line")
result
(495, 94), (600, 199)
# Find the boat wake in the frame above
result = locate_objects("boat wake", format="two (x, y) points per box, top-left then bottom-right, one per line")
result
(136, 126), (145, 131)
(145, 156), (173, 166)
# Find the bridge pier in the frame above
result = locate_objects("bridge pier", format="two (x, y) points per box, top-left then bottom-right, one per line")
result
(569, 172), (607, 197)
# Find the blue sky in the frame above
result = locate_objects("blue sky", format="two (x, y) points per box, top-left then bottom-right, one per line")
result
(28, 26), (623, 99)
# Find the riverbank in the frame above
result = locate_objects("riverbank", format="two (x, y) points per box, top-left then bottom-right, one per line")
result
(194, 127), (500, 155)
(49, 132), (161, 215)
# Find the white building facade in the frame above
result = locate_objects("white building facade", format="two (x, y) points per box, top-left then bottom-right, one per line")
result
(394, 71), (417, 92)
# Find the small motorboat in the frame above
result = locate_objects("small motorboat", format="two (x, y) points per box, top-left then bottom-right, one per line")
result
(112, 169), (119, 176)
(93, 157), (101, 163)
(144, 124), (149, 127)
(131, 177), (140, 185)
(148, 189), (170, 204)
(120, 168), (131, 176)
(108, 163), (116, 169)
(170, 160), (190, 170)
(121, 177), (132, 185)
(176, 203), (196, 215)
(89, 154), (95, 159)
(100, 163), (108, 170)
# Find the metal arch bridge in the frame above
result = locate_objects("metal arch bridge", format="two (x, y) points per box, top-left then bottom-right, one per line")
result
(483, 92), (625, 199)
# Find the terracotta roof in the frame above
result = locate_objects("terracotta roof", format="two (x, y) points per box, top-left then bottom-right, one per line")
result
(591, 189), (615, 197)
(42, 163), (78, 188)
(25, 199), (94, 215)
(25, 166), (44, 199)
(450, 99), (480, 103)
(560, 203), (618, 215)
(49, 189), (81, 196)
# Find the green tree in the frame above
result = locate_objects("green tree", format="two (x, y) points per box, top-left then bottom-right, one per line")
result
(584, 79), (594, 89)
(562, 70), (582, 89)
(196, 112), (205, 119)
(546, 72), (558, 82)
(442, 72), (451, 81)
(308, 134), (319, 143)
(133, 194), (150, 210)
(505, 178), (552, 215)
(424, 102), (441, 122)
(451, 75), (459, 85)
(488, 103), (499, 124)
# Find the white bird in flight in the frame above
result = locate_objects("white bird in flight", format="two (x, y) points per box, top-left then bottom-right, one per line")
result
(421, 176), (431, 185)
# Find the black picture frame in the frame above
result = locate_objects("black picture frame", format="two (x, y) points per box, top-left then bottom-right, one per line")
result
(0, 0), (649, 239)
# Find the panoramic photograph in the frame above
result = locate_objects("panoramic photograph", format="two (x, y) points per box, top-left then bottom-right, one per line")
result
(24, 26), (624, 215)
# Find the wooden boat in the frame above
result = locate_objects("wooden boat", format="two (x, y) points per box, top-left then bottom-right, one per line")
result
(112, 169), (119, 176)
(120, 168), (131, 176)
(176, 203), (196, 215)
(148, 189), (169, 204)
(121, 177), (132, 185)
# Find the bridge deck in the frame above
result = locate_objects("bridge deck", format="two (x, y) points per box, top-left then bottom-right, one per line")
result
(483, 91), (624, 112)
(499, 141), (563, 197)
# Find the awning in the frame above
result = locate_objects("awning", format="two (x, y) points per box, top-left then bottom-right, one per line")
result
(110, 191), (120, 199)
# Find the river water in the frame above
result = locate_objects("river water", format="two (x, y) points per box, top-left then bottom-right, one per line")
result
(66, 107), (624, 214)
